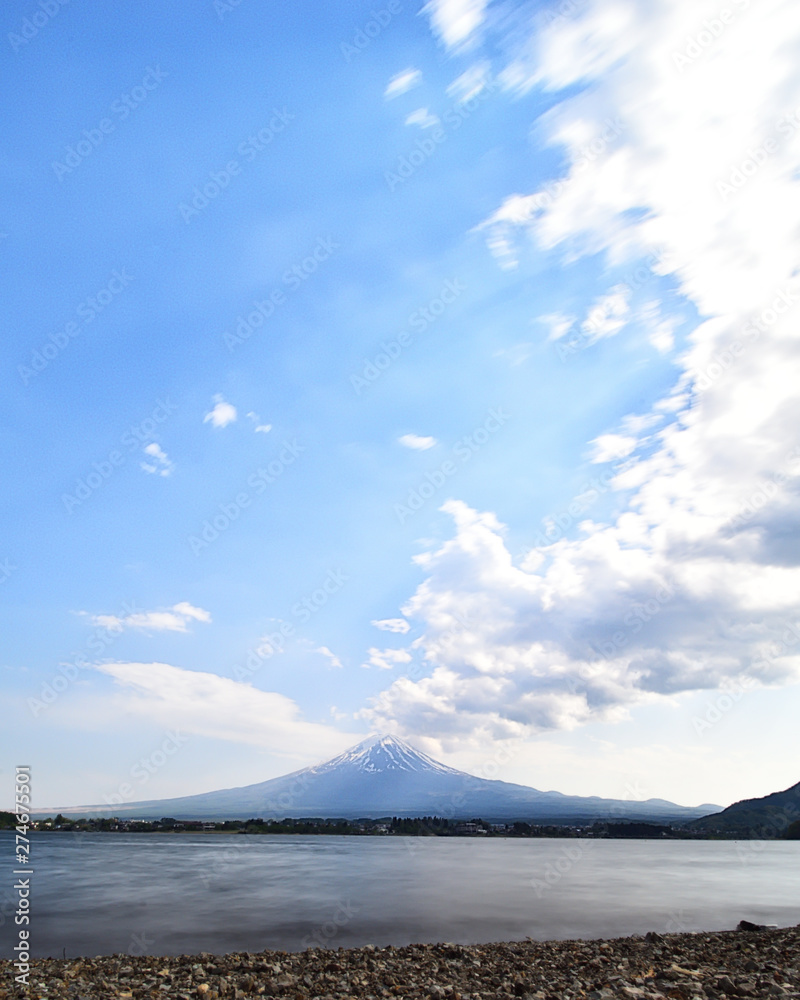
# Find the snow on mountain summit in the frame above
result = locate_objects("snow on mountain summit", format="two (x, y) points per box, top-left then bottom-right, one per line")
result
(310, 733), (463, 777)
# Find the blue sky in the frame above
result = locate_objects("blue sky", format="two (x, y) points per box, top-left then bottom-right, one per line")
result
(3, 0), (800, 811)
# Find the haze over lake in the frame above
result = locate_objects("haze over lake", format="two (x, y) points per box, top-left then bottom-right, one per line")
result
(10, 834), (800, 958)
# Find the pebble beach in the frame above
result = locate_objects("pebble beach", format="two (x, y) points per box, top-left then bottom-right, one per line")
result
(3, 923), (799, 1000)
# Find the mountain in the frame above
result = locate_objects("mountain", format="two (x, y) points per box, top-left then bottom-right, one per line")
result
(688, 779), (800, 836)
(51, 734), (721, 823)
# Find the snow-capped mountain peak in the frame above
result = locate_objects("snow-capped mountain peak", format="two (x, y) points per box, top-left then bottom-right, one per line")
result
(310, 733), (462, 777)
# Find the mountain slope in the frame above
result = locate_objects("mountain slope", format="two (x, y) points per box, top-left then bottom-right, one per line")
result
(53, 734), (721, 823)
(689, 779), (800, 836)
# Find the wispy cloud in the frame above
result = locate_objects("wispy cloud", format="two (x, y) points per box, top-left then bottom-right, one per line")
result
(92, 661), (355, 754)
(476, 194), (541, 270)
(372, 618), (411, 634)
(361, 647), (413, 670)
(140, 443), (174, 477)
(423, 0), (488, 49)
(590, 433), (637, 464)
(315, 645), (344, 669)
(581, 285), (630, 343)
(446, 61), (491, 103)
(493, 343), (533, 367)
(405, 108), (440, 129)
(203, 394), (237, 429)
(646, 313), (679, 354)
(247, 411), (272, 434)
(88, 603), (211, 634)
(384, 68), (422, 99)
(540, 312), (576, 342)
(540, 290), (631, 345)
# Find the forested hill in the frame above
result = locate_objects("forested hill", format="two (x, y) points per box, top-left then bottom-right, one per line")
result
(689, 780), (800, 836)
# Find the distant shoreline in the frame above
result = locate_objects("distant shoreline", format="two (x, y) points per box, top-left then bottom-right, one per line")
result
(3, 820), (797, 840)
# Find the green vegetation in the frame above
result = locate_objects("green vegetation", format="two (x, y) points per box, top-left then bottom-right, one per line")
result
(23, 815), (709, 838)
(688, 780), (800, 838)
(0, 810), (17, 830)
(591, 821), (675, 838)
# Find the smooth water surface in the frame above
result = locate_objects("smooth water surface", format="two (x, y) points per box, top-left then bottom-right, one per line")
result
(2, 832), (798, 957)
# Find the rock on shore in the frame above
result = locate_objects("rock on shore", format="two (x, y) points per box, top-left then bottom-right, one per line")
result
(2, 924), (798, 1000)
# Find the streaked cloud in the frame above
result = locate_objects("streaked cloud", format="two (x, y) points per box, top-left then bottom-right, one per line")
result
(405, 108), (440, 129)
(590, 433), (637, 464)
(384, 68), (422, 99)
(540, 312), (576, 342)
(446, 61), (491, 102)
(581, 285), (630, 342)
(648, 318), (678, 355)
(424, 0), (488, 49)
(492, 342), (533, 367)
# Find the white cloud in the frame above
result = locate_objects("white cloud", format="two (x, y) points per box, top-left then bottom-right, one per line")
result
(540, 312), (576, 342)
(649, 320), (677, 354)
(620, 412), (662, 436)
(203, 394), (237, 429)
(590, 433), (638, 464)
(372, 0), (800, 745)
(92, 661), (355, 755)
(474, 195), (541, 269)
(636, 302), (680, 355)
(541, 289), (632, 350)
(481, 1), (800, 313)
(171, 602), (212, 623)
(384, 68), (422, 99)
(140, 443), (174, 477)
(649, 324), (675, 354)
(361, 647), (414, 670)
(363, 499), (800, 740)
(89, 603), (212, 634)
(446, 61), (491, 103)
(247, 411), (272, 434)
(424, 0), (488, 49)
(399, 433), (437, 451)
(315, 645), (344, 669)
(581, 285), (630, 342)
(372, 618), (411, 634)
(405, 108), (441, 129)
(483, 192), (539, 225)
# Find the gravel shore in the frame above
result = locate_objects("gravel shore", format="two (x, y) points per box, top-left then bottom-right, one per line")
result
(2, 924), (798, 1000)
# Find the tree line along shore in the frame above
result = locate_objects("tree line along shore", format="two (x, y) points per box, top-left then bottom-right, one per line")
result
(3, 812), (799, 839)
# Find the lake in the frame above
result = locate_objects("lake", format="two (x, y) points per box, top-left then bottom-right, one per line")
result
(2, 833), (798, 958)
